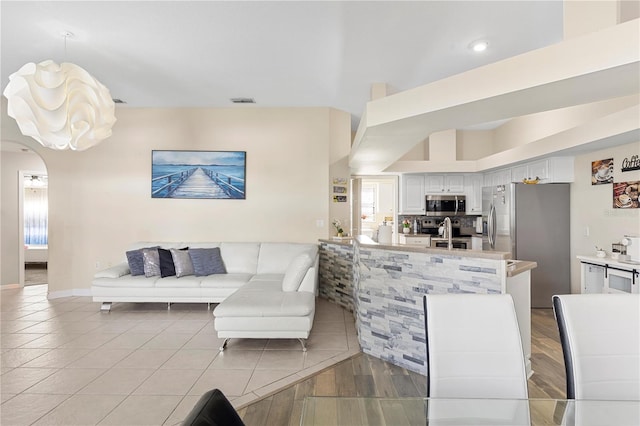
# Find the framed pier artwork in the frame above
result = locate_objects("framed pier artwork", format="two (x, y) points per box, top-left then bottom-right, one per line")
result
(151, 150), (246, 199)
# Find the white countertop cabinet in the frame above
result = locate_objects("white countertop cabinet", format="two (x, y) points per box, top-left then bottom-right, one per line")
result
(577, 256), (639, 294)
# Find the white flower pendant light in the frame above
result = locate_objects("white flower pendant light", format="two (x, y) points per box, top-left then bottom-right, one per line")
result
(3, 57), (116, 151)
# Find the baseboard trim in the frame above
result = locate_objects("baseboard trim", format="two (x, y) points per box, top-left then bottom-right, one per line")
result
(1, 283), (23, 290)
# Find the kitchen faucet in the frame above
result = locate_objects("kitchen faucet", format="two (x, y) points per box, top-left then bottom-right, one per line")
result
(442, 217), (452, 250)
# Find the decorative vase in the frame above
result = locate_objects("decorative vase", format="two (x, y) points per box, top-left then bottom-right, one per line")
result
(337, 232), (343, 237)
(403, 227), (410, 234)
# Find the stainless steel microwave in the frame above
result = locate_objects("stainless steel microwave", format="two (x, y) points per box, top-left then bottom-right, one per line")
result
(425, 195), (465, 216)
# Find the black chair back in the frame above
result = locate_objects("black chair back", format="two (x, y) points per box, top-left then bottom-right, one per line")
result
(183, 388), (245, 426)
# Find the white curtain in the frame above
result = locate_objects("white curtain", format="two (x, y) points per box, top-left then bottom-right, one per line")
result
(24, 187), (48, 245)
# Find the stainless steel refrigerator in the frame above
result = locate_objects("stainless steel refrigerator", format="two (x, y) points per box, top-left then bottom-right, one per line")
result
(482, 183), (570, 308)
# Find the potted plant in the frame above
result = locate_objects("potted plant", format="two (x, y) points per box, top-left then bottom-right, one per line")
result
(402, 219), (411, 234)
(333, 219), (344, 237)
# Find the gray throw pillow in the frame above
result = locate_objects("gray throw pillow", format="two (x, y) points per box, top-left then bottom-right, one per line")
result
(142, 248), (161, 277)
(126, 246), (158, 276)
(171, 248), (194, 278)
(189, 247), (226, 276)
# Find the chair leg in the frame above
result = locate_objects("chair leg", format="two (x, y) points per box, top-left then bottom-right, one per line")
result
(219, 338), (230, 352)
(298, 338), (308, 352)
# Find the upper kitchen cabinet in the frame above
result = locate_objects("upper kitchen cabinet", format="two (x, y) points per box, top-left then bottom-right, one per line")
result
(425, 174), (465, 193)
(511, 157), (574, 184)
(400, 174), (426, 214)
(464, 174), (484, 215)
(484, 169), (512, 187)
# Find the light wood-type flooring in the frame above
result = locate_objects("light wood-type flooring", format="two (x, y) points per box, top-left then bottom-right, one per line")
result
(237, 308), (565, 425)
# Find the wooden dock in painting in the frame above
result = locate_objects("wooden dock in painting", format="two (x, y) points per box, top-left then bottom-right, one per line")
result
(152, 167), (245, 199)
(170, 168), (229, 198)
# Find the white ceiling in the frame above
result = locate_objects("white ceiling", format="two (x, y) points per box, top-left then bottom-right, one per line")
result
(0, 1), (564, 130)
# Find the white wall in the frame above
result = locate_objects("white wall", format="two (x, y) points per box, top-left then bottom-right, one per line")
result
(1, 106), (351, 294)
(570, 140), (640, 293)
(0, 149), (47, 286)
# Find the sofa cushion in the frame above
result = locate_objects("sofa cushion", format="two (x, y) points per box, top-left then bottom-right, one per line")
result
(257, 243), (318, 274)
(94, 263), (130, 279)
(219, 243), (260, 274)
(155, 276), (202, 288)
(171, 248), (194, 278)
(190, 248), (226, 276)
(214, 290), (315, 317)
(143, 248), (161, 277)
(200, 273), (253, 289)
(250, 274), (284, 284)
(92, 275), (158, 288)
(282, 253), (313, 292)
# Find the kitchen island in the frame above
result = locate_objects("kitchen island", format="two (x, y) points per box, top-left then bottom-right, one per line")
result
(319, 236), (536, 376)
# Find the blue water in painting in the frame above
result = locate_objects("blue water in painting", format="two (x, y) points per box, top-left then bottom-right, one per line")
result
(151, 164), (245, 198)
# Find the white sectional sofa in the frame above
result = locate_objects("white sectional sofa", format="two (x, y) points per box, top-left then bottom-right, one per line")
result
(92, 242), (319, 350)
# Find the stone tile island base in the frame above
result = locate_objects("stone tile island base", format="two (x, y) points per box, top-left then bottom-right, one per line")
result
(319, 238), (534, 377)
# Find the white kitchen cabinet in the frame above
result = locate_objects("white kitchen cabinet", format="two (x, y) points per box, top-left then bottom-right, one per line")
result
(484, 169), (512, 187)
(464, 174), (484, 215)
(547, 157), (574, 182)
(578, 256), (639, 294)
(425, 174), (464, 193)
(607, 268), (638, 294)
(581, 263), (606, 293)
(471, 236), (483, 251)
(511, 160), (549, 183)
(527, 159), (549, 181)
(502, 157), (575, 185)
(510, 165), (528, 183)
(399, 235), (431, 246)
(399, 174), (425, 214)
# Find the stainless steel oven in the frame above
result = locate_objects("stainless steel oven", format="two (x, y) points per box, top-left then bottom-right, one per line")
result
(426, 195), (465, 216)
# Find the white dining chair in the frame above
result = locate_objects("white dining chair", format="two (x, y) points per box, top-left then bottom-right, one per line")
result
(552, 294), (640, 400)
(423, 294), (529, 399)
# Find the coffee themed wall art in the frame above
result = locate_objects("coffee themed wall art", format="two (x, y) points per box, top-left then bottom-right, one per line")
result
(613, 181), (639, 209)
(592, 158), (613, 185)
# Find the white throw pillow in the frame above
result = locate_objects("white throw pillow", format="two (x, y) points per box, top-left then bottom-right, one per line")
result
(282, 253), (313, 292)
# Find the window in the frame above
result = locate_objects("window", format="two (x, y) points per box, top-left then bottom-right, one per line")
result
(361, 184), (376, 222)
(24, 176), (48, 245)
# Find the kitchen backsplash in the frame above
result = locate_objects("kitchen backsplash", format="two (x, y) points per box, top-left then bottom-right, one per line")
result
(398, 215), (480, 233)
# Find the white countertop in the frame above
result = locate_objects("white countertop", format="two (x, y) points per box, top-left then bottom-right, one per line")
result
(577, 255), (640, 270)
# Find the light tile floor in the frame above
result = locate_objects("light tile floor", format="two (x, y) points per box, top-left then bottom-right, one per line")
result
(0, 285), (360, 425)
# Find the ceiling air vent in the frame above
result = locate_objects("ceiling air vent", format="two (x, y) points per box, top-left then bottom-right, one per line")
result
(230, 97), (255, 104)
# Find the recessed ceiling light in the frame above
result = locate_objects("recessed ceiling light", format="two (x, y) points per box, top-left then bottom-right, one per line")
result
(469, 40), (489, 53)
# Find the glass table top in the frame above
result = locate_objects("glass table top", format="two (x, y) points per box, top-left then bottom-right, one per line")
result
(301, 397), (640, 426)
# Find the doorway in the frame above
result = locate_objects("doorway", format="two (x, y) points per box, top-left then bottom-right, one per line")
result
(351, 176), (398, 243)
(21, 171), (49, 286)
